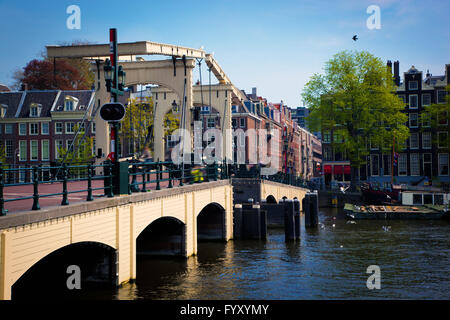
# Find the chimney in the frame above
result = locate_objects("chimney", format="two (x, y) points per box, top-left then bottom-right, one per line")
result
(394, 61), (400, 86)
(387, 60), (392, 74)
(252, 87), (257, 96)
(446, 64), (450, 85)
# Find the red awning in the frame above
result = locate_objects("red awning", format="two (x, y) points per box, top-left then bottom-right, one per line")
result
(324, 165), (332, 174)
(344, 165), (351, 175)
(333, 165), (343, 175)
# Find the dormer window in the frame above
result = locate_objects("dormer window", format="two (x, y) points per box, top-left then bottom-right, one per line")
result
(1, 104), (7, 118)
(29, 103), (42, 117)
(64, 96), (79, 111)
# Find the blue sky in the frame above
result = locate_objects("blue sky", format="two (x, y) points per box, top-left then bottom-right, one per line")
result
(0, 0), (449, 107)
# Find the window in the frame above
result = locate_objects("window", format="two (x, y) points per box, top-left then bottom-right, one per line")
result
(422, 94), (431, 106)
(439, 153), (449, 176)
(0, 105), (7, 118)
(91, 122), (96, 133)
(65, 122), (75, 134)
(410, 132), (419, 149)
(30, 106), (38, 117)
(324, 146), (333, 161)
(398, 153), (407, 176)
(240, 118), (245, 128)
(5, 140), (13, 158)
(323, 131), (331, 143)
(232, 119), (237, 128)
(409, 113), (418, 128)
(66, 140), (73, 152)
(41, 140), (49, 161)
(409, 95), (418, 109)
(207, 118), (215, 128)
(438, 132), (448, 148)
(408, 81), (418, 90)
(438, 111), (448, 125)
(371, 154), (379, 176)
(410, 153), (420, 176)
(55, 122), (63, 134)
(232, 105), (237, 113)
(19, 140), (27, 161)
(30, 140), (38, 161)
(55, 140), (64, 159)
(437, 90), (446, 103)
(19, 123), (27, 135)
(41, 123), (49, 135)
(422, 132), (432, 149)
(5, 124), (12, 134)
(422, 113), (431, 127)
(64, 99), (74, 111)
(201, 106), (210, 113)
(29, 123), (39, 135)
(383, 154), (391, 176)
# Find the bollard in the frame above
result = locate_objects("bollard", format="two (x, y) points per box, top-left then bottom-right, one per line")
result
(303, 194), (312, 227)
(233, 204), (243, 239)
(310, 191), (319, 227)
(283, 200), (296, 242)
(293, 198), (301, 240)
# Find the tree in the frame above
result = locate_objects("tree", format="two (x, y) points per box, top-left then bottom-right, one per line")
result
(57, 125), (94, 177)
(302, 50), (409, 190)
(12, 41), (95, 90)
(120, 96), (180, 158)
(421, 85), (450, 150)
(21, 59), (91, 90)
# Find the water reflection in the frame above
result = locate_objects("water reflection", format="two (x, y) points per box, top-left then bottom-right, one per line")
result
(110, 207), (449, 300)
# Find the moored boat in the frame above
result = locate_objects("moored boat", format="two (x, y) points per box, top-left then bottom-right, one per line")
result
(344, 203), (448, 220)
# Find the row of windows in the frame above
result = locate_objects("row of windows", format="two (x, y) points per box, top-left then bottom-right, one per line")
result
(15, 139), (95, 161)
(232, 118), (246, 128)
(399, 90), (447, 108)
(369, 153), (448, 176)
(1, 122), (96, 136)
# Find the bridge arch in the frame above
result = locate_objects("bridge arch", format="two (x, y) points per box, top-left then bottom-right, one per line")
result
(266, 195), (277, 204)
(11, 241), (116, 299)
(136, 216), (186, 257)
(197, 202), (226, 242)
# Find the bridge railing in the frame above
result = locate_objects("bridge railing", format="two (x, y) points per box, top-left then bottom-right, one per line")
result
(229, 164), (308, 188)
(0, 160), (225, 215)
(0, 162), (115, 215)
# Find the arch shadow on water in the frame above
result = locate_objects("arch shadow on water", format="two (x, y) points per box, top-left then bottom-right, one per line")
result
(11, 242), (116, 300)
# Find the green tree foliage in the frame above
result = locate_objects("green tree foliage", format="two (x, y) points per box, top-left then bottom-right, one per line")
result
(421, 84), (450, 149)
(302, 50), (409, 187)
(57, 124), (94, 176)
(121, 96), (180, 157)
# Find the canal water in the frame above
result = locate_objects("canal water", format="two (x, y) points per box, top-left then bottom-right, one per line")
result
(95, 207), (450, 299)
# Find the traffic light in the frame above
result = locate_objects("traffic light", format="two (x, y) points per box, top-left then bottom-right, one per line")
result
(100, 103), (126, 122)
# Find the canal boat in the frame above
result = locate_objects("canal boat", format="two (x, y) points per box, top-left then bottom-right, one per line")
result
(344, 203), (449, 220)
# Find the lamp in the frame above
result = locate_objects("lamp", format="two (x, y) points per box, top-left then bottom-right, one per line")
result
(103, 59), (113, 92)
(118, 65), (126, 91)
